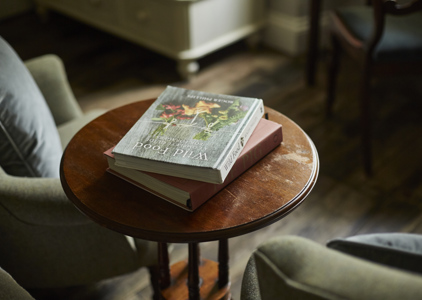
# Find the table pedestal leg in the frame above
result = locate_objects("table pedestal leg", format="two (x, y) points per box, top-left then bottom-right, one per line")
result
(188, 243), (201, 300)
(148, 266), (161, 300)
(160, 241), (231, 300)
(159, 242), (171, 290)
(218, 239), (229, 289)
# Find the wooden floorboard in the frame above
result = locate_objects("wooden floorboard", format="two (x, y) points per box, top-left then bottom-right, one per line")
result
(2, 10), (422, 300)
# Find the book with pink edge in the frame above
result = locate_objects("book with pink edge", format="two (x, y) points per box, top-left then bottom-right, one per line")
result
(104, 118), (282, 211)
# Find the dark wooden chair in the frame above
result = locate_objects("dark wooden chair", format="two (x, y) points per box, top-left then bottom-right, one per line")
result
(306, 0), (323, 86)
(306, 0), (372, 86)
(326, 0), (422, 175)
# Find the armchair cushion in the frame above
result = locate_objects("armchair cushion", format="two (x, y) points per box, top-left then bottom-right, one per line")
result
(58, 109), (105, 149)
(0, 36), (62, 178)
(327, 233), (422, 275)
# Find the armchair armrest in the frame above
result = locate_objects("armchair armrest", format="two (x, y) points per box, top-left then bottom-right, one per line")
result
(24, 54), (83, 126)
(0, 267), (34, 300)
(241, 235), (422, 300)
(0, 167), (91, 226)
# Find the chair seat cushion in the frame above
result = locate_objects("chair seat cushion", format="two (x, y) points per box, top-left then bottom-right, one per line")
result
(0, 37), (62, 178)
(58, 109), (105, 149)
(335, 7), (422, 62)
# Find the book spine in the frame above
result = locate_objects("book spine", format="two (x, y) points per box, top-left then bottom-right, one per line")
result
(106, 168), (193, 211)
(217, 100), (264, 183)
(189, 123), (283, 210)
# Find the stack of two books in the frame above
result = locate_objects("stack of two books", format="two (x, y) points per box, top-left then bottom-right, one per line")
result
(105, 86), (283, 211)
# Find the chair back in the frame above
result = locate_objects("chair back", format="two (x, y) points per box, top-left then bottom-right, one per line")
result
(367, 0), (422, 56)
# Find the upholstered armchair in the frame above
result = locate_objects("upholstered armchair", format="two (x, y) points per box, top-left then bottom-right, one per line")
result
(0, 36), (159, 294)
(241, 234), (422, 299)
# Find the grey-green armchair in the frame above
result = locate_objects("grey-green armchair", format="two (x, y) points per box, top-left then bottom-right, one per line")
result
(0, 267), (34, 300)
(0, 36), (159, 293)
(241, 234), (422, 299)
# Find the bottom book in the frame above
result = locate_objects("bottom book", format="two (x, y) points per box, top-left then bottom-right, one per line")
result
(104, 118), (283, 211)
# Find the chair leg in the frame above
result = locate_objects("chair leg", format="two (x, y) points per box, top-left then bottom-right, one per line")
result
(326, 35), (341, 117)
(360, 63), (373, 176)
(306, 0), (322, 86)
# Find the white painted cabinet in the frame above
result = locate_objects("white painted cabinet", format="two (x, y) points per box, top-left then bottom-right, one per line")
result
(35, 0), (267, 78)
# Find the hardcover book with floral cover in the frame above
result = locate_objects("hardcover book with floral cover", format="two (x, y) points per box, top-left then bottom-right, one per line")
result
(112, 86), (264, 183)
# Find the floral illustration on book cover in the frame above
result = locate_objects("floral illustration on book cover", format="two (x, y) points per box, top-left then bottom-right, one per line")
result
(150, 98), (250, 141)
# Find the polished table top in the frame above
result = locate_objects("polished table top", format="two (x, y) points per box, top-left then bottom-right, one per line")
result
(60, 99), (319, 243)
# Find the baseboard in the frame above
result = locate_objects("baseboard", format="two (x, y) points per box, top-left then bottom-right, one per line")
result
(263, 10), (329, 57)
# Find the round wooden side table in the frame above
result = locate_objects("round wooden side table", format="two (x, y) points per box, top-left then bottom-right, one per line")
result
(60, 99), (319, 300)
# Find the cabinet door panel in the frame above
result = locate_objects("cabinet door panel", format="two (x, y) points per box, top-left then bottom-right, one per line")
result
(120, 0), (188, 52)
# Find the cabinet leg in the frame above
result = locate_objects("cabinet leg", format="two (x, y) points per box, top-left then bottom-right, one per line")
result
(177, 60), (199, 80)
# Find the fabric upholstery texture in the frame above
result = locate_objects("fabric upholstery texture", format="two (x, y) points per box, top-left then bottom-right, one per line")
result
(57, 109), (104, 149)
(241, 235), (422, 300)
(0, 37), (160, 289)
(336, 7), (422, 62)
(0, 36), (62, 178)
(327, 233), (422, 275)
(24, 54), (83, 126)
(0, 267), (34, 300)
(0, 202), (157, 288)
(23, 53), (104, 149)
